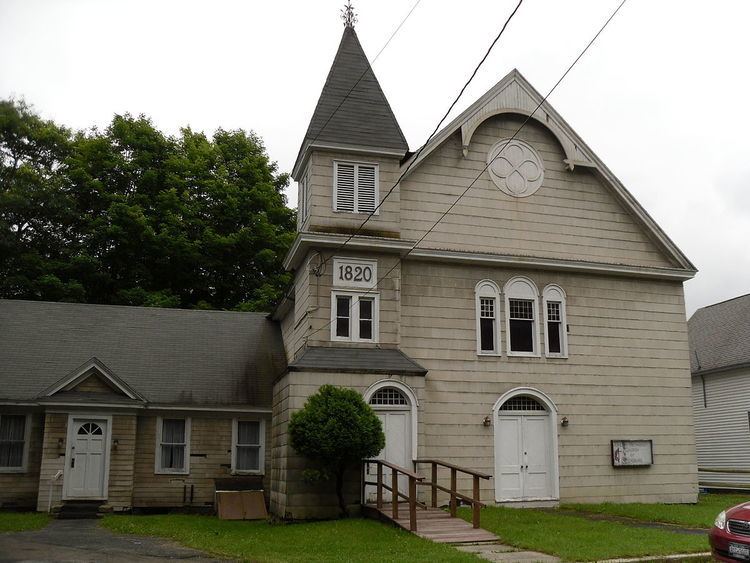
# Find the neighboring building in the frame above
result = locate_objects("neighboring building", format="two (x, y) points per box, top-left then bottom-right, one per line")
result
(0, 21), (700, 517)
(690, 294), (750, 490)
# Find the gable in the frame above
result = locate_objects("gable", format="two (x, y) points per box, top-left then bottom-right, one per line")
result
(400, 114), (677, 269)
(70, 372), (122, 394)
(400, 70), (694, 273)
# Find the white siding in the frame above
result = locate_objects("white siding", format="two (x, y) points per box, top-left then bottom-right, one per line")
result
(692, 367), (750, 488)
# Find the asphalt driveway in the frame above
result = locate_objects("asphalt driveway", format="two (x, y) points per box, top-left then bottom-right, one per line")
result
(0, 519), (230, 562)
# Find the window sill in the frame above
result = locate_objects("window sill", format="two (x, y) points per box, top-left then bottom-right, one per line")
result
(545, 354), (569, 359)
(231, 470), (265, 476)
(155, 469), (190, 476)
(477, 352), (501, 357)
(507, 352), (541, 358)
(332, 209), (380, 216)
(0, 467), (26, 474)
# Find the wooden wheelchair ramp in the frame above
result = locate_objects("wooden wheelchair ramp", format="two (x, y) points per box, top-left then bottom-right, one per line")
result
(362, 459), (498, 545)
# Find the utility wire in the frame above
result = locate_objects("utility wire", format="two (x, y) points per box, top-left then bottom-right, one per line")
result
(313, 0), (524, 274)
(305, 0), (627, 341)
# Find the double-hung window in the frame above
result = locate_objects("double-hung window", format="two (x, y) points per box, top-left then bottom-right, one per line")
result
(543, 284), (568, 357)
(333, 161), (378, 214)
(0, 414), (28, 472)
(232, 419), (265, 474)
(475, 280), (501, 355)
(331, 291), (378, 342)
(504, 277), (540, 356)
(155, 417), (190, 474)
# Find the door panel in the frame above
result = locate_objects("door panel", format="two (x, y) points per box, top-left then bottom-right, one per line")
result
(522, 416), (552, 499)
(496, 416), (523, 500)
(367, 410), (411, 503)
(67, 420), (108, 499)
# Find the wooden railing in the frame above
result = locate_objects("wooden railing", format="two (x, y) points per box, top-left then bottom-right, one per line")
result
(362, 458), (492, 531)
(363, 459), (425, 531)
(414, 458), (492, 529)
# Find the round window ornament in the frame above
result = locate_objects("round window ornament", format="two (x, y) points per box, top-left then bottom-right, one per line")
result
(487, 139), (544, 198)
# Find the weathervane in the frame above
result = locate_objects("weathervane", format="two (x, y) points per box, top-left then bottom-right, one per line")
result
(341, 1), (357, 28)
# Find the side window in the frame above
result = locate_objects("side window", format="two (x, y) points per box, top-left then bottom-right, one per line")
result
(475, 280), (501, 355)
(155, 417), (190, 474)
(333, 161), (378, 214)
(331, 291), (379, 342)
(0, 414), (28, 472)
(504, 277), (540, 356)
(543, 284), (568, 357)
(232, 419), (265, 474)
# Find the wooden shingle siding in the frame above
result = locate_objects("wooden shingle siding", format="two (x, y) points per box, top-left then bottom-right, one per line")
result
(399, 115), (675, 269)
(73, 376), (115, 394)
(132, 414), (271, 508)
(106, 414), (136, 510)
(692, 367), (750, 488)
(306, 151), (402, 237)
(36, 413), (67, 512)
(0, 412), (43, 509)
(397, 261), (696, 503)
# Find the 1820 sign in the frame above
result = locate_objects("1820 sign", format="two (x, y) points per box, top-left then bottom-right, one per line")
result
(333, 258), (377, 289)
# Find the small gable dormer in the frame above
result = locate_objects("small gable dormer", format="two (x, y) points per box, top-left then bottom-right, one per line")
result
(39, 357), (146, 405)
(292, 23), (408, 237)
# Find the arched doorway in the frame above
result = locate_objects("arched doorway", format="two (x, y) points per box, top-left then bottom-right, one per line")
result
(363, 381), (418, 502)
(493, 388), (559, 502)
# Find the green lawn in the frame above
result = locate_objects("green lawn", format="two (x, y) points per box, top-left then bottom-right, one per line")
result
(563, 493), (750, 529)
(0, 512), (50, 533)
(458, 506), (709, 562)
(101, 515), (478, 562)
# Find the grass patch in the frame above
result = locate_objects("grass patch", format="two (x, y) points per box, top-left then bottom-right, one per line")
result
(458, 506), (709, 562)
(0, 512), (51, 533)
(101, 514), (478, 562)
(563, 493), (750, 529)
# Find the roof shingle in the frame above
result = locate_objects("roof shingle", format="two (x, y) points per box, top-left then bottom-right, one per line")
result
(688, 293), (750, 374)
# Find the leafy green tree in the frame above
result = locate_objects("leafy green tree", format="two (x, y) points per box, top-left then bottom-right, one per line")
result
(0, 99), (296, 311)
(289, 385), (385, 516)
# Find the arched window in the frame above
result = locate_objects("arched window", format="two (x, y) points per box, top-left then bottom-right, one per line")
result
(498, 395), (547, 412)
(504, 277), (540, 356)
(369, 387), (409, 407)
(543, 284), (568, 357)
(475, 280), (501, 355)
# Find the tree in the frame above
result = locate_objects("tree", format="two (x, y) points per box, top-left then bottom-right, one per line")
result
(0, 99), (296, 311)
(289, 385), (385, 516)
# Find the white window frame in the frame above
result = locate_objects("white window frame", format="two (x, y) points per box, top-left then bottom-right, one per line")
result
(154, 416), (191, 475)
(332, 160), (380, 215)
(543, 284), (568, 358)
(330, 290), (380, 343)
(0, 413), (31, 473)
(475, 279), (501, 356)
(231, 418), (265, 475)
(504, 276), (541, 357)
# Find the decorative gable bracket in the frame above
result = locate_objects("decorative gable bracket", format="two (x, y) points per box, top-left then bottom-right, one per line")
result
(458, 75), (596, 171)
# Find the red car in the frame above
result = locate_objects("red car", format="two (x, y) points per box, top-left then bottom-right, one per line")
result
(711, 502), (750, 561)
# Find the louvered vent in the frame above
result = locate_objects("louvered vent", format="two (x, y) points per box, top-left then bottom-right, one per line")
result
(357, 165), (377, 213)
(335, 163), (355, 212)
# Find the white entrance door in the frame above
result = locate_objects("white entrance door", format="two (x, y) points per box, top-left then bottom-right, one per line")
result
(366, 387), (413, 503)
(495, 399), (554, 501)
(65, 419), (109, 499)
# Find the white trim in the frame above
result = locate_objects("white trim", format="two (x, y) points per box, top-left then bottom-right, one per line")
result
(154, 416), (191, 475)
(504, 276), (541, 357)
(475, 279), (501, 356)
(292, 141), (404, 179)
(231, 418), (266, 475)
(492, 387), (560, 502)
(149, 405), (272, 413)
(330, 290), (380, 343)
(43, 358), (143, 401)
(283, 232), (411, 271)
(0, 413), (31, 473)
(63, 413), (113, 501)
(332, 160), (380, 215)
(363, 380), (419, 461)
(42, 402), (144, 409)
(542, 284), (568, 358)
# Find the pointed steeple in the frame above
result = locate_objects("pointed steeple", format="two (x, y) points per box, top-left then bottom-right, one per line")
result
(293, 24), (409, 178)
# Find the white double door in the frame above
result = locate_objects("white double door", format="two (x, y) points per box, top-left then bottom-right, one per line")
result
(495, 414), (553, 501)
(64, 417), (109, 499)
(366, 409), (411, 503)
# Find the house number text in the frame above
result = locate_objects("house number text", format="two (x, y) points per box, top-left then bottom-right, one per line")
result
(332, 258), (377, 289)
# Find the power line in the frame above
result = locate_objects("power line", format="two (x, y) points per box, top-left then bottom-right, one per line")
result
(305, 0), (627, 342)
(313, 0), (524, 274)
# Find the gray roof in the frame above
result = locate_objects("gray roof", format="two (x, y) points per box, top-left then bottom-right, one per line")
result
(289, 346), (427, 376)
(293, 26), (408, 176)
(689, 293), (750, 375)
(0, 300), (286, 407)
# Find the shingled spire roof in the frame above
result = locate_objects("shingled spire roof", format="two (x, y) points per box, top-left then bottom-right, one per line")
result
(292, 26), (408, 178)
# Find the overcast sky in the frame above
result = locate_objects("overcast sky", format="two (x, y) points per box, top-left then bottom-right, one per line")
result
(1, 0), (748, 316)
